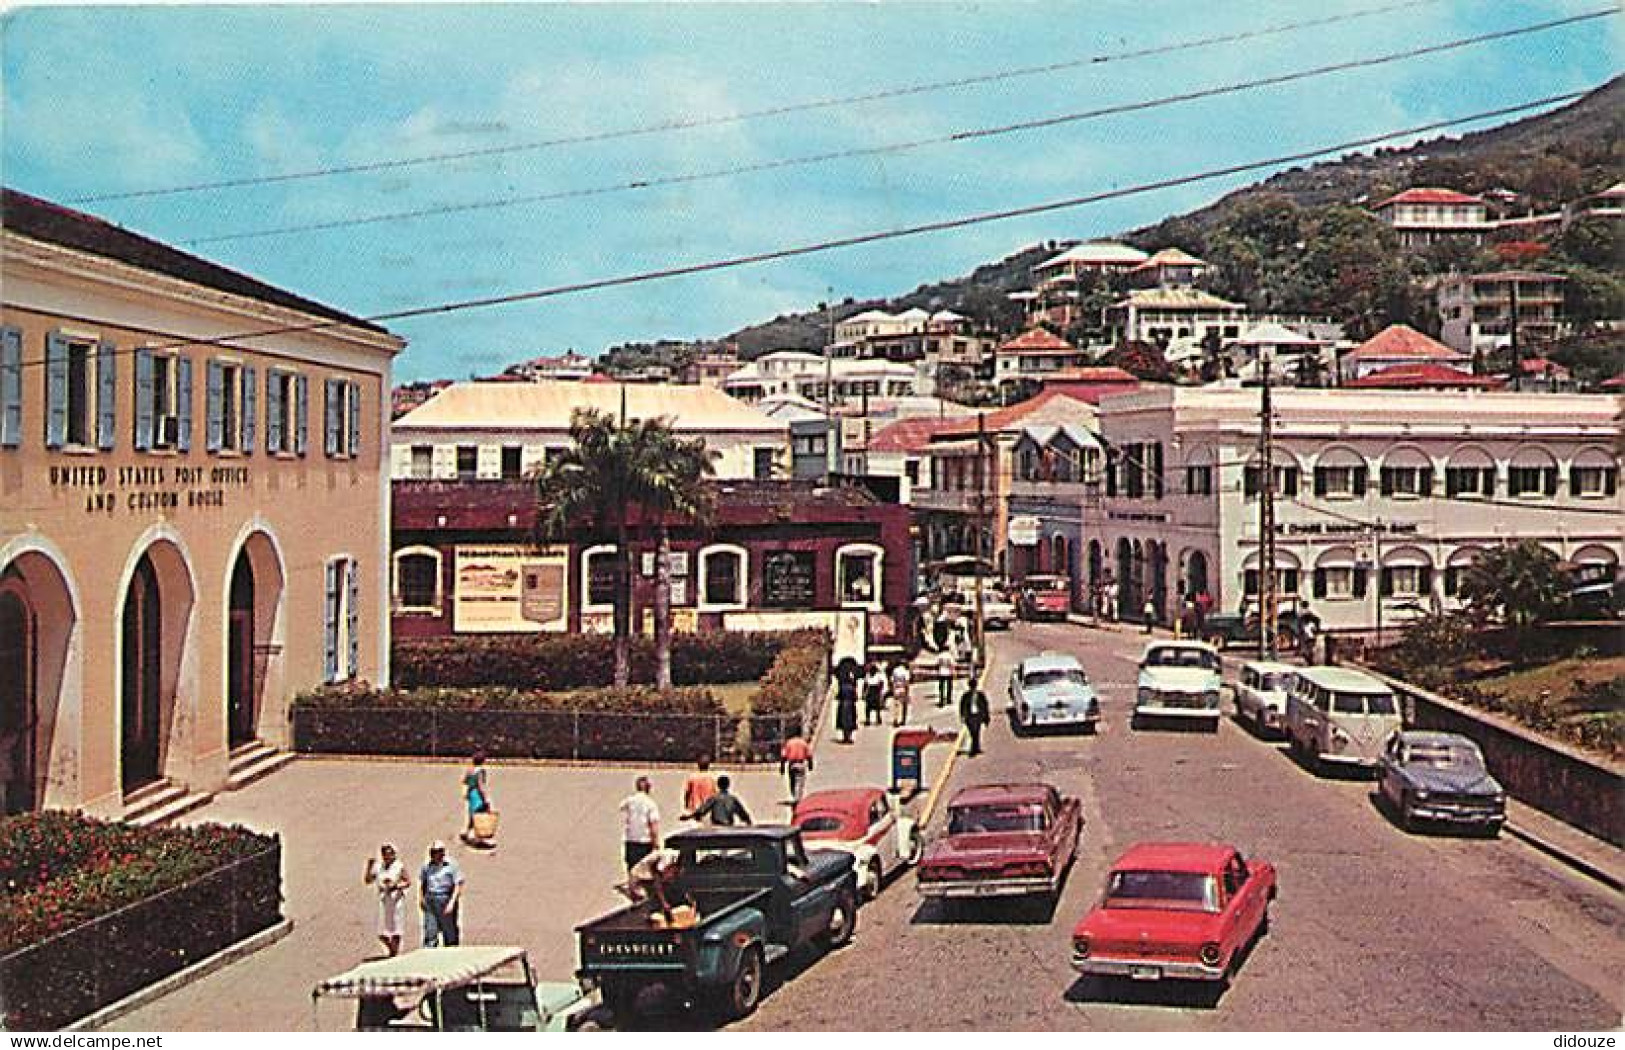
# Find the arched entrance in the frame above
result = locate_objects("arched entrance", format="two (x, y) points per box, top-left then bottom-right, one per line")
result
(1184, 549), (1210, 600)
(227, 552), (256, 747)
(0, 587), (35, 814)
(121, 555), (164, 792)
(1149, 542), (1169, 623)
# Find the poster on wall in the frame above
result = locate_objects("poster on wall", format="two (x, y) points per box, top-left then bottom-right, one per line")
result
(453, 545), (568, 633)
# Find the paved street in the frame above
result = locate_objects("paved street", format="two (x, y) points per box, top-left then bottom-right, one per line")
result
(739, 622), (1625, 1031)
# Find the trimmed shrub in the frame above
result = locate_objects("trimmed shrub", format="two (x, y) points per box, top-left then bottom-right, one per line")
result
(744, 631), (832, 758)
(392, 631), (792, 690)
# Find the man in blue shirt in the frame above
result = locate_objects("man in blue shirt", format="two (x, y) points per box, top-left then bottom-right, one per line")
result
(419, 841), (465, 947)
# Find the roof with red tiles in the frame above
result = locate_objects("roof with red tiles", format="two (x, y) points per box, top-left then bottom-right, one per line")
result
(1515, 357), (1571, 377)
(996, 328), (1076, 355)
(866, 415), (966, 453)
(1344, 363), (1499, 389)
(1344, 324), (1468, 362)
(1374, 187), (1485, 208)
(1129, 247), (1208, 270)
(933, 390), (1093, 439)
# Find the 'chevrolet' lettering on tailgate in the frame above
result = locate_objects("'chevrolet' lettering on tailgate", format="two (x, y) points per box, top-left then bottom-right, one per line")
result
(600, 942), (673, 957)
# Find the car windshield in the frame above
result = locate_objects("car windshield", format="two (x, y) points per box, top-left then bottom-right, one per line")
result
(1032, 579), (1068, 593)
(795, 814), (860, 839)
(1331, 690), (1397, 715)
(949, 804), (1045, 835)
(1104, 870), (1220, 912)
(1404, 743), (1483, 770)
(1023, 668), (1087, 689)
(1145, 648), (1219, 671)
(1259, 673), (1291, 693)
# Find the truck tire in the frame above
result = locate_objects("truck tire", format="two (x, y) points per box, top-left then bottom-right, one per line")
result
(716, 946), (763, 1021)
(823, 888), (858, 949)
(865, 858), (883, 900)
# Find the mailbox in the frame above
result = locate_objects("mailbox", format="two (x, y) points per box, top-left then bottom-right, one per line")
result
(890, 726), (936, 795)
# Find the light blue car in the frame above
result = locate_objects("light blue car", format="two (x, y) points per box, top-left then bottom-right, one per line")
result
(1008, 652), (1100, 734)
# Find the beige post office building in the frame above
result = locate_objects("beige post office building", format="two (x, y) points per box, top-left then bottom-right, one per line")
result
(0, 189), (403, 821)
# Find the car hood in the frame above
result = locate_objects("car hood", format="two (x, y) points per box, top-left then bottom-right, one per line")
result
(1019, 682), (1097, 707)
(1075, 905), (1222, 947)
(1138, 668), (1220, 691)
(923, 831), (1047, 865)
(1401, 765), (1503, 796)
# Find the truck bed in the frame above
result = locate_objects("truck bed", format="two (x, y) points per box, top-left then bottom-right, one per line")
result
(579, 887), (766, 934)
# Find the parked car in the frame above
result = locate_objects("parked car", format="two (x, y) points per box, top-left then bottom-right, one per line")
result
(1284, 666), (1402, 775)
(981, 589), (1017, 631)
(793, 787), (921, 899)
(1201, 608), (1320, 651)
(316, 946), (593, 1032)
(1008, 652), (1100, 733)
(1377, 730), (1506, 836)
(1071, 843), (1276, 986)
(917, 783), (1082, 904)
(576, 826), (857, 1023)
(1233, 661), (1296, 736)
(1017, 574), (1072, 621)
(1133, 641), (1223, 731)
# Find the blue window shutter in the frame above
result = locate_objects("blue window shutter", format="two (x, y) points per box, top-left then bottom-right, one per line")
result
(96, 340), (117, 450)
(205, 360), (224, 452)
(0, 326), (21, 449)
(45, 331), (67, 448)
(241, 366), (257, 454)
(347, 380), (361, 458)
(176, 357), (194, 452)
(324, 379), (340, 456)
(133, 349), (154, 452)
(324, 560), (340, 683)
(347, 558), (360, 679)
(265, 372), (283, 453)
(295, 374), (308, 455)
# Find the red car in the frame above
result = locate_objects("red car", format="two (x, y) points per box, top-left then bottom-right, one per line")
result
(1071, 843), (1276, 984)
(1018, 575), (1072, 621)
(916, 783), (1081, 902)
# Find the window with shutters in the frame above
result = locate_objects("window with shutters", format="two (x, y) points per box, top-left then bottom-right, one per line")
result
(1380, 466), (1429, 499)
(324, 378), (362, 459)
(65, 339), (95, 447)
(134, 350), (183, 452)
(0, 326), (20, 450)
(1321, 566), (1355, 599)
(206, 359), (255, 454)
(456, 445), (479, 480)
(1184, 465), (1214, 496)
(1572, 465), (1617, 498)
(221, 363), (242, 451)
(323, 556), (361, 683)
(150, 353), (178, 449)
(266, 370), (300, 455)
(500, 445), (523, 481)
(1243, 463), (1299, 500)
(1508, 465), (1555, 498)
(1387, 565), (1425, 597)
(1445, 466), (1494, 499)
(410, 445), (434, 479)
(1315, 466), (1360, 499)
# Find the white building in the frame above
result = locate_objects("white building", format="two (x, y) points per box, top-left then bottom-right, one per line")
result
(1078, 387), (1622, 634)
(721, 352), (917, 406)
(390, 380), (787, 482)
(1437, 270), (1569, 359)
(1371, 187), (1490, 248)
(1108, 287), (1247, 359)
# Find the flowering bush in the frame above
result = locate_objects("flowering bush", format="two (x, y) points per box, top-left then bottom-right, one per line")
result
(0, 813), (276, 954)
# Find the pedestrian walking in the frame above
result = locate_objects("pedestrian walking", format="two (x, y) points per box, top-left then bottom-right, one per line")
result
(685, 774), (753, 826)
(834, 659), (860, 744)
(460, 751), (492, 844)
(1104, 580), (1119, 622)
(889, 658), (913, 727)
(959, 676), (991, 757)
(863, 661), (887, 726)
(619, 776), (662, 877)
(418, 841), (464, 948)
(682, 756), (718, 815)
(363, 843), (409, 957)
(1142, 596), (1156, 634)
(780, 734), (813, 803)
(935, 647), (955, 708)
(1195, 589), (1214, 635)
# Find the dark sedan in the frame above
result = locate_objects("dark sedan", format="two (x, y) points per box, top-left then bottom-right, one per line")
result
(1377, 731), (1506, 836)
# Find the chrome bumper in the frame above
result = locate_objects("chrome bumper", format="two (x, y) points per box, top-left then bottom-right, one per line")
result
(1135, 705), (1219, 719)
(1071, 954), (1225, 982)
(1411, 804), (1504, 825)
(919, 875), (1054, 899)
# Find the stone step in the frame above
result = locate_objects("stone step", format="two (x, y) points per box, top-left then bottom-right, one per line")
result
(127, 787), (214, 828)
(226, 743), (294, 791)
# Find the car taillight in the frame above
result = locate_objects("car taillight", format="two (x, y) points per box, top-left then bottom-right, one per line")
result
(1072, 935), (1090, 959)
(1004, 861), (1050, 878)
(1199, 942), (1222, 967)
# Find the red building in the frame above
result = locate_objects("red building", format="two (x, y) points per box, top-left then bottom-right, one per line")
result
(391, 479), (913, 650)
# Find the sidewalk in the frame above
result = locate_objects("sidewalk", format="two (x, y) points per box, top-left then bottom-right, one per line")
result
(800, 673), (965, 804)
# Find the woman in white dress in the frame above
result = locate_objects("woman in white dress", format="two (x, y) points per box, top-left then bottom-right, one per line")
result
(363, 843), (408, 957)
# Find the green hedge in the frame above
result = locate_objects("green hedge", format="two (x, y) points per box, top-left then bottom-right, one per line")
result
(392, 631), (793, 690)
(0, 811), (277, 954)
(295, 681), (724, 714)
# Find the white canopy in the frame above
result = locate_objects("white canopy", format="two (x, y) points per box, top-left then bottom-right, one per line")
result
(314, 947), (528, 999)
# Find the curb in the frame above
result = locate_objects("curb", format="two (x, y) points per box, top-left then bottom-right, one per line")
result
(1503, 822), (1624, 895)
(916, 661), (990, 828)
(68, 918), (294, 1031)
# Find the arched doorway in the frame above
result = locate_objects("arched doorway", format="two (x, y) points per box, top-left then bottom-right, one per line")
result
(1115, 538), (1133, 620)
(121, 555), (163, 792)
(228, 552), (256, 747)
(1149, 542), (1169, 623)
(1087, 540), (1102, 614)
(0, 587), (35, 814)
(1184, 549), (1210, 600)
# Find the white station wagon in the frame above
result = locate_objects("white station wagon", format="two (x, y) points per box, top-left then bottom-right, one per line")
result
(1133, 640), (1223, 731)
(1234, 661), (1297, 736)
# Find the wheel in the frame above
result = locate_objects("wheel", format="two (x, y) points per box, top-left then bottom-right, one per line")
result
(905, 828), (923, 865)
(1399, 802), (1418, 833)
(865, 858), (883, 900)
(716, 947), (763, 1020)
(823, 888), (858, 949)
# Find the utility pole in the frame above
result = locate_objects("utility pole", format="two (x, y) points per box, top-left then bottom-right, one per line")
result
(824, 291), (836, 482)
(1258, 351), (1278, 660)
(974, 410), (989, 670)
(1507, 277), (1522, 392)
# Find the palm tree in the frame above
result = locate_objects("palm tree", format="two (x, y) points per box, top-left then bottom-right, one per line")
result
(532, 408), (714, 688)
(1458, 540), (1568, 632)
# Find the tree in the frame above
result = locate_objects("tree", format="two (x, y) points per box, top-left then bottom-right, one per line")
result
(532, 408), (714, 688)
(1106, 340), (1173, 382)
(1457, 540), (1569, 631)
(623, 425), (715, 689)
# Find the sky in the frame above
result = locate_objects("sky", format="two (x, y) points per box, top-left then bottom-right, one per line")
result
(3, 1), (1619, 382)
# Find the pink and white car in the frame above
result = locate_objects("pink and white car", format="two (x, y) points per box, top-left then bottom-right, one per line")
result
(793, 787), (921, 900)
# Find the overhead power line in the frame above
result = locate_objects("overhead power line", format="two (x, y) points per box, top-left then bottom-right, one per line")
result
(181, 9), (1616, 247)
(5, 90), (1586, 372)
(66, 0), (1452, 204)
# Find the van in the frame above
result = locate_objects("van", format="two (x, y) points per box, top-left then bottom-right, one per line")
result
(1284, 667), (1402, 774)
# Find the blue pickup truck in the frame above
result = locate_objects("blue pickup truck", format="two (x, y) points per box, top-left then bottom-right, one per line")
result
(577, 826), (859, 1023)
